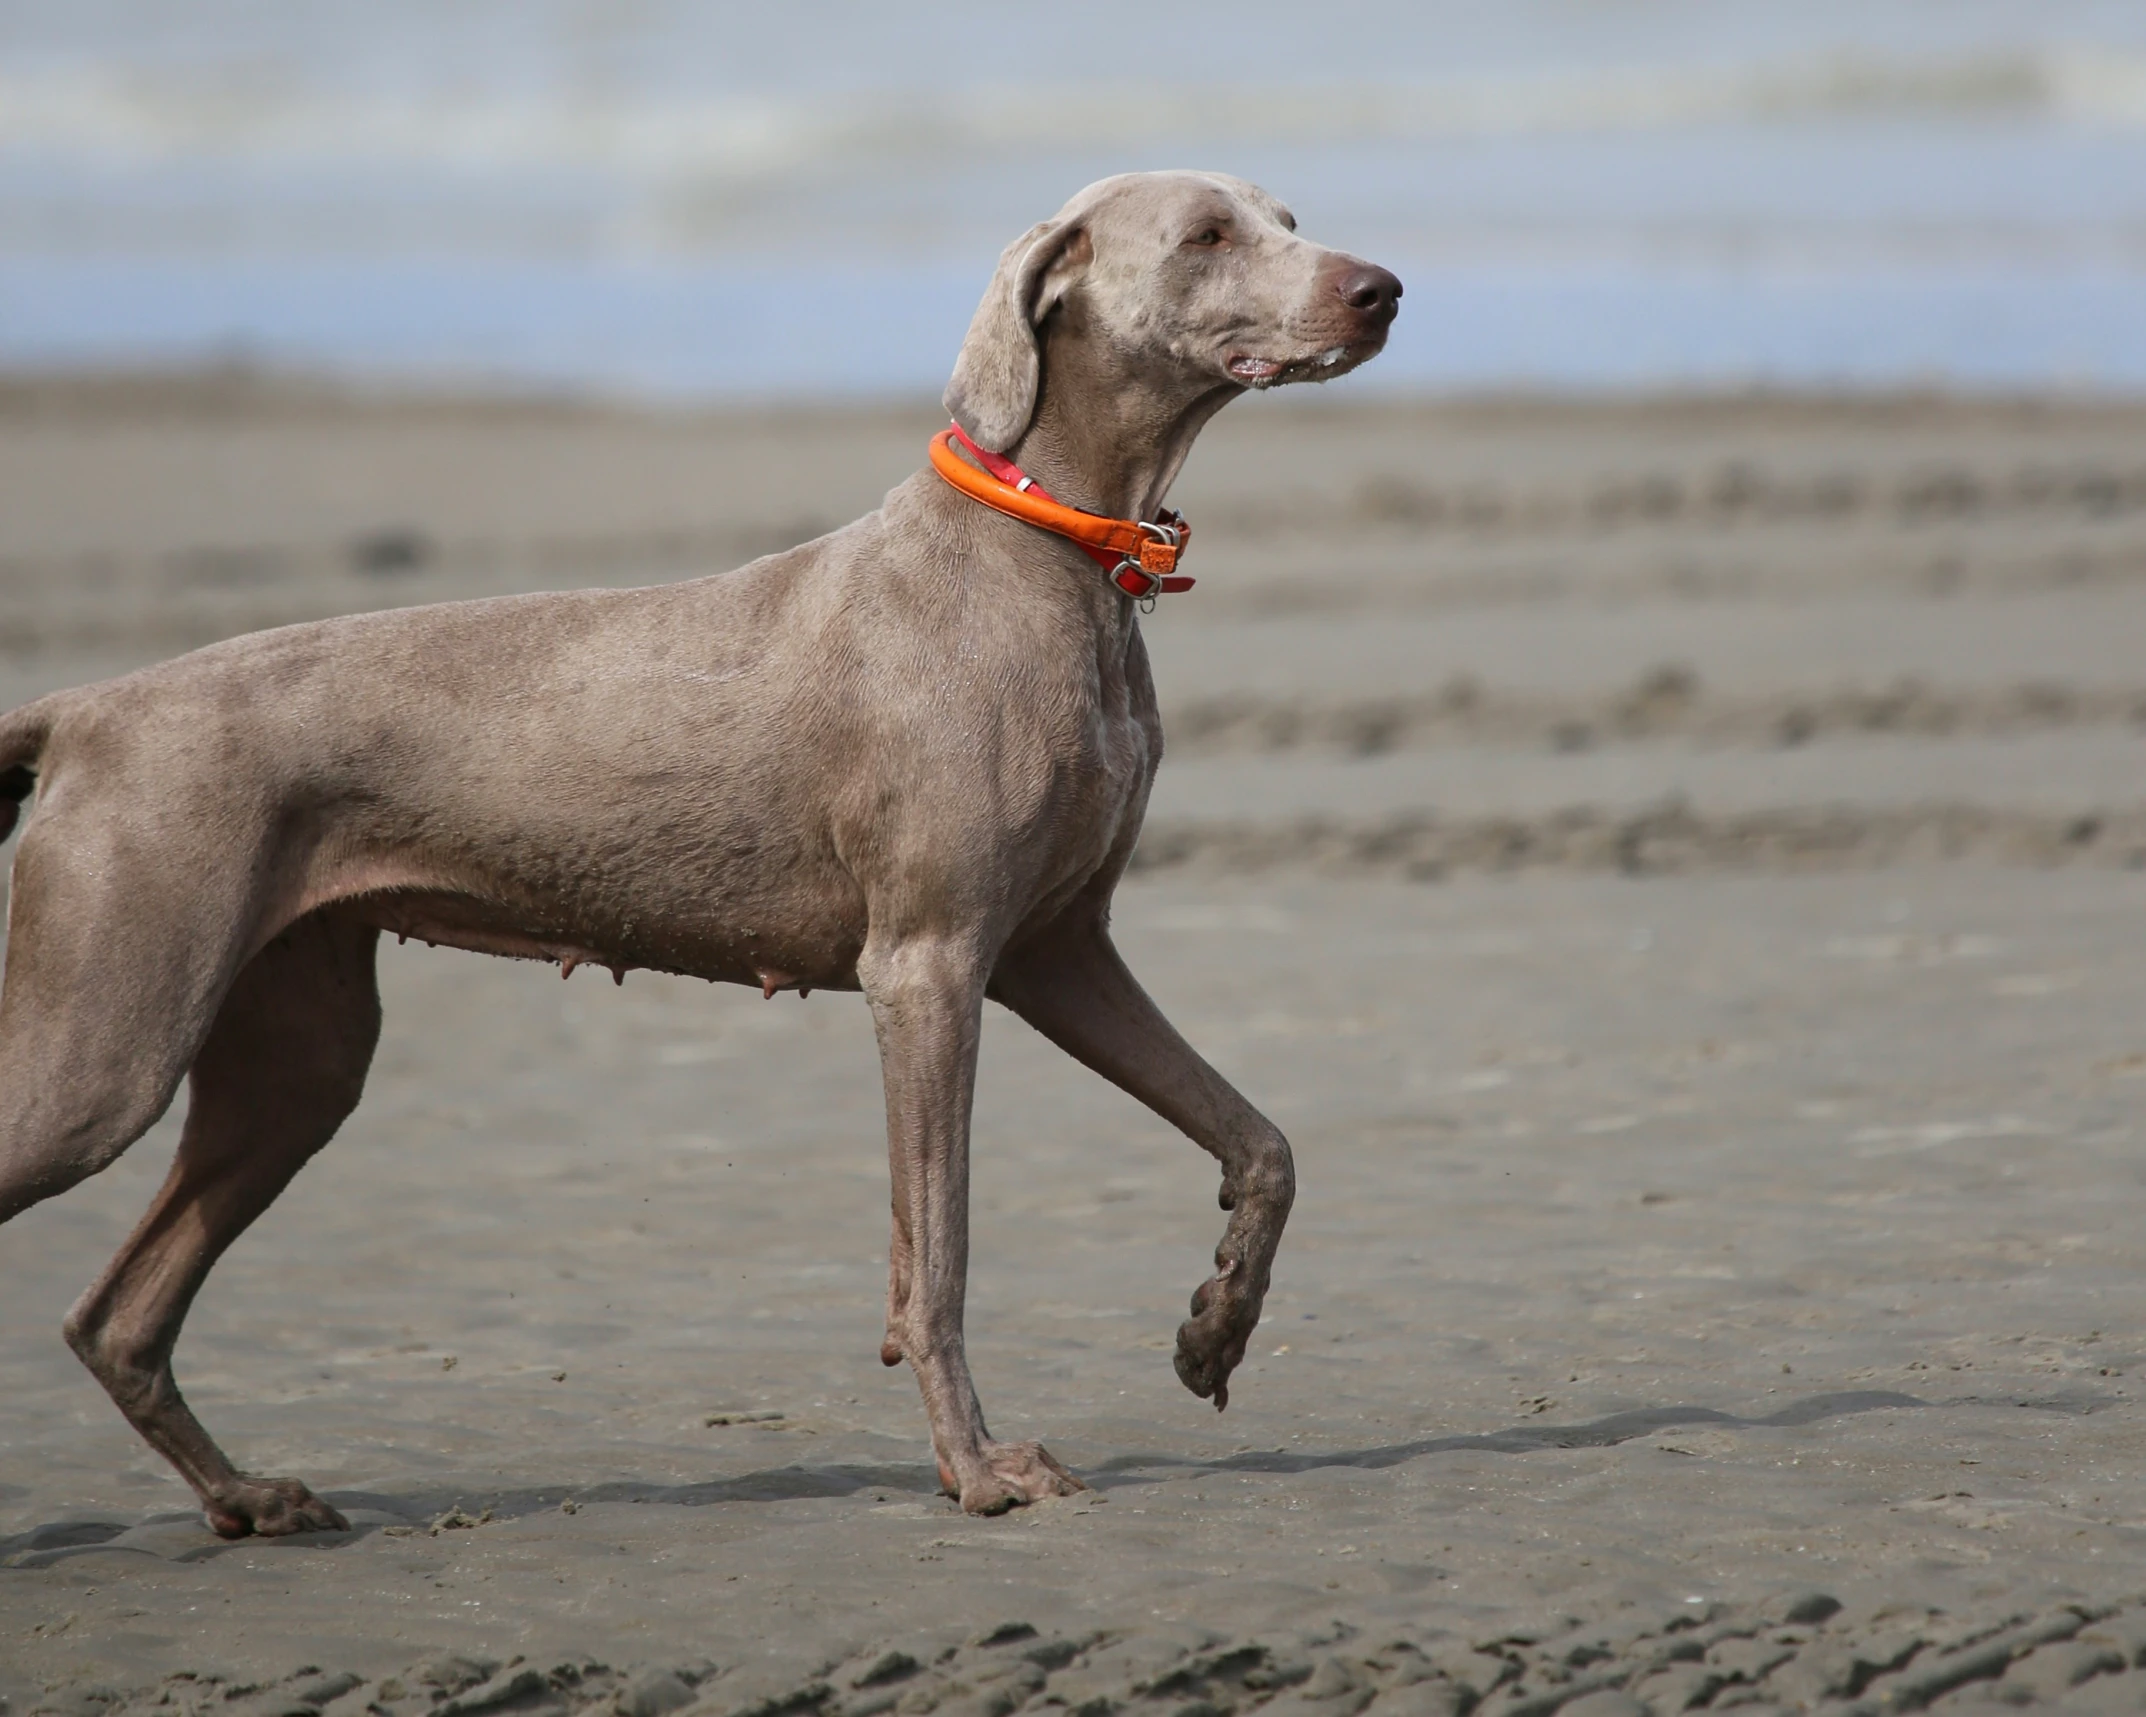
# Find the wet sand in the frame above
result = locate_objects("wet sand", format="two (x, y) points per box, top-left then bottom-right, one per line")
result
(5, 382), (2146, 1712)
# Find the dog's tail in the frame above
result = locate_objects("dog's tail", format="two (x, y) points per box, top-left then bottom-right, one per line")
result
(0, 698), (57, 845)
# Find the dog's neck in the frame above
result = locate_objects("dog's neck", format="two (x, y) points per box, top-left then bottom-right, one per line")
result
(1004, 314), (1241, 525)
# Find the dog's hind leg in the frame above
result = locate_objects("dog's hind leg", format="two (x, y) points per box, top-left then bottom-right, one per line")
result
(0, 813), (245, 1228)
(59, 910), (382, 1538)
(990, 915), (1295, 1413)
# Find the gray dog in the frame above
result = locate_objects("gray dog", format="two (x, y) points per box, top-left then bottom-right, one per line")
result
(0, 171), (1400, 1530)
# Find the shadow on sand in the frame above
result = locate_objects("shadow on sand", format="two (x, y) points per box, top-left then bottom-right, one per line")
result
(3, 1384), (2109, 1570)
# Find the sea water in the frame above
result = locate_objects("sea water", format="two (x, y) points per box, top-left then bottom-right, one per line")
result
(2, 0), (2143, 397)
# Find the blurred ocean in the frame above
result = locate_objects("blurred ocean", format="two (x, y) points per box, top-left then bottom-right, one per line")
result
(3, 0), (2144, 397)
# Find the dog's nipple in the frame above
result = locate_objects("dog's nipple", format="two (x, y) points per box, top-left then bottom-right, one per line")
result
(757, 965), (798, 999)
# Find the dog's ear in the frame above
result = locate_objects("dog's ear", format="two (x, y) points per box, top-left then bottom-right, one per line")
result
(944, 219), (1091, 453)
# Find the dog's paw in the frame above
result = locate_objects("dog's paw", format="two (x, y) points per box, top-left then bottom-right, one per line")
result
(1173, 1257), (1260, 1411)
(204, 1476), (350, 1539)
(944, 1439), (1085, 1516)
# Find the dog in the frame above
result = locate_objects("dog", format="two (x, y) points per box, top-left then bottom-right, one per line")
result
(0, 170), (1400, 1528)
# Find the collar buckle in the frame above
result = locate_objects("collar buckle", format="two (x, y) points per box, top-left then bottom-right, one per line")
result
(1112, 560), (1165, 608)
(1115, 512), (1195, 608)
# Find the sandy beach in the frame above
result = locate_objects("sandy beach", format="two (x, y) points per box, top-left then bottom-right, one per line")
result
(5, 380), (2146, 1712)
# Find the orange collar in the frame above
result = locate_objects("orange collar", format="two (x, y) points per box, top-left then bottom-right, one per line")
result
(929, 424), (1193, 603)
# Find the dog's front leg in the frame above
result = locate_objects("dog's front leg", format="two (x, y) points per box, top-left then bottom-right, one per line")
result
(991, 917), (1295, 1412)
(861, 933), (1084, 1515)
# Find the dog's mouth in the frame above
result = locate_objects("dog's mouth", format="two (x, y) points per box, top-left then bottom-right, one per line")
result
(1225, 338), (1382, 389)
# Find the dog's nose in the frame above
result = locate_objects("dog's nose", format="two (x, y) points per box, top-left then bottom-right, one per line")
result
(1337, 264), (1402, 322)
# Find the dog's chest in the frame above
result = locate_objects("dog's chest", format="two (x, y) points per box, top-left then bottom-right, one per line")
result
(1073, 695), (1153, 808)
(1038, 630), (1160, 850)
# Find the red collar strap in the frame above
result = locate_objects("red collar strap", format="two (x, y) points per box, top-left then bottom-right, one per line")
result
(929, 423), (1194, 602)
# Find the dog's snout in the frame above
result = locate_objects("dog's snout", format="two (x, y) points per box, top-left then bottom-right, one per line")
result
(1336, 264), (1402, 322)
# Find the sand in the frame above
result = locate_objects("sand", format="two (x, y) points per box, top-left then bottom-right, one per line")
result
(4, 380), (2146, 1713)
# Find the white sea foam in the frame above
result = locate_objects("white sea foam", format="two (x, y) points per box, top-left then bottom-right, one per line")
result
(4, 2), (2145, 392)
(4, 48), (2146, 179)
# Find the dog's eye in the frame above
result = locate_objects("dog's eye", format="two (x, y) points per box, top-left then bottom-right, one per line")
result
(1185, 227), (1225, 248)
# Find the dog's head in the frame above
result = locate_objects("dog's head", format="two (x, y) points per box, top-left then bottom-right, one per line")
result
(946, 170), (1402, 453)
